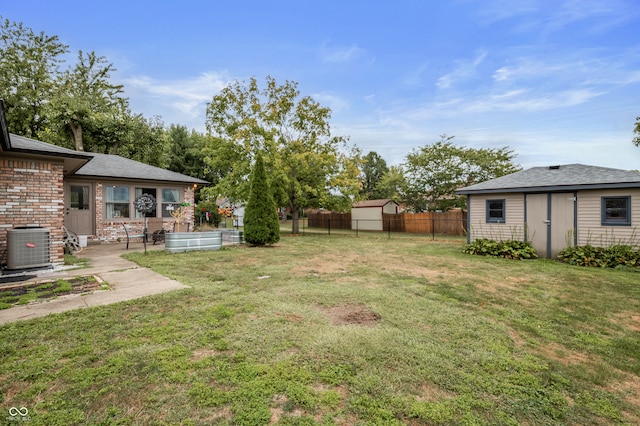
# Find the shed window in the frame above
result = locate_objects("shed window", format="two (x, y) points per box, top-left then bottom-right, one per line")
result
(486, 199), (505, 223)
(602, 196), (631, 226)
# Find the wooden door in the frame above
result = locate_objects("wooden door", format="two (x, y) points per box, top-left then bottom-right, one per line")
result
(65, 183), (94, 235)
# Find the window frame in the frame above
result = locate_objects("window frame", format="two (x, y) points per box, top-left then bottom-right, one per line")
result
(486, 199), (506, 224)
(601, 196), (631, 226)
(134, 187), (158, 218)
(105, 185), (131, 219)
(161, 188), (182, 219)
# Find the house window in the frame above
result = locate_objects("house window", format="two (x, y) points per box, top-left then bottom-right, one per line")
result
(161, 188), (181, 218)
(486, 199), (505, 223)
(105, 186), (130, 219)
(135, 187), (158, 218)
(602, 196), (631, 226)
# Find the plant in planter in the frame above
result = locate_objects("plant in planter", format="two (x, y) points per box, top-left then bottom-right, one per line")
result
(168, 202), (191, 232)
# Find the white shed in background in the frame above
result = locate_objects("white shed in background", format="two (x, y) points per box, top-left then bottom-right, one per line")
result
(351, 199), (399, 231)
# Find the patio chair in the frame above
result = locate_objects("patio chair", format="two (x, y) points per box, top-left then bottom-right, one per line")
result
(123, 218), (169, 249)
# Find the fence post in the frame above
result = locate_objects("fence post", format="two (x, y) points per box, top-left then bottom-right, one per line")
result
(356, 219), (358, 237)
(328, 218), (331, 236)
(432, 217), (435, 240)
(388, 218), (391, 239)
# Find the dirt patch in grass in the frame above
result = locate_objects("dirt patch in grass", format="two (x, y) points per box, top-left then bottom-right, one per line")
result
(416, 382), (456, 402)
(611, 313), (640, 332)
(608, 374), (640, 421)
(290, 251), (450, 281)
(0, 276), (106, 309)
(509, 327), (594, 366)
(319, 304), (381, 326)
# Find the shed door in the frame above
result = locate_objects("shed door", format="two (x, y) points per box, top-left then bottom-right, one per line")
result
(526, 193), (575, 258)
(527, 194), (549, 257)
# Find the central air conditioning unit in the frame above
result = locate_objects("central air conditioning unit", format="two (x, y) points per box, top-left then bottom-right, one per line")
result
(6, 227), (51, 270)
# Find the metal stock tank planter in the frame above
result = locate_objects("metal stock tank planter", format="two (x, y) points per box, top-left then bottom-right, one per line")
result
(165, 231), (222, 254)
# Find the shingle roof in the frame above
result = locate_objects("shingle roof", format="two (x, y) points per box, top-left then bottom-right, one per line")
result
(353, 199), (397, 208)
(8, 133), (208, 185)
(457, 164), (640, 194)
(74, 153), (208, 184)
(9, 133), (93, 159)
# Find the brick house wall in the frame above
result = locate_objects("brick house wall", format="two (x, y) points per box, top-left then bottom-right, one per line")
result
(0, 158), (65, 265)
(91, 182), (196, 243)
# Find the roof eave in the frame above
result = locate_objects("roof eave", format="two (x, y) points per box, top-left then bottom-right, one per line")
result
(72, 172), (209, 185)
(457, 181), (640, 195)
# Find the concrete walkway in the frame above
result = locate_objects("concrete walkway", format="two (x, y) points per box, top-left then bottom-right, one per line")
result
(0, 243), (190, 325)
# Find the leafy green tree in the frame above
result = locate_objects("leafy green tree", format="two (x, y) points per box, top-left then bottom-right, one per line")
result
(404, 135), (520, 211)
(111, 114), (168, 167)
(167, 125), (215, 180)
(49, 50), (126, 151)
(634, 116), (640, 147)
(0, 17), (67, 137)
(375, 165), (407, 202)
(204, 76), (360, 233)
(244, 154), (280, 246)
(360, 151), (389, 199)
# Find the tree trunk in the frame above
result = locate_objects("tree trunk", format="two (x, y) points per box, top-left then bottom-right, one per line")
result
(290, 189), (300, 234)
(291, 207), (299, 234)
(69, 121), (84, 151)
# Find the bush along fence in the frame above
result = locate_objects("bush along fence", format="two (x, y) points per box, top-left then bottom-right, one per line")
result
(304, 210), (467, 238)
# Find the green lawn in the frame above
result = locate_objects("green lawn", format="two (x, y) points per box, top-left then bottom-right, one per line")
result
(1, 233), (639, 425)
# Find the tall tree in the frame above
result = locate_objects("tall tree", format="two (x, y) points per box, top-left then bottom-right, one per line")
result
(166, 125), (211, 180)
(110, 114), (168, 167)
(0, 17), (67, 137)
(634, 116), (640, 147)
(244, 154), (280, 246)
(204, 76), (360, 233)
(360, 151), (389, 200)
(404, 135), (520, 211)
(50, 50), (126, 151)
(375, 165), (407, 202)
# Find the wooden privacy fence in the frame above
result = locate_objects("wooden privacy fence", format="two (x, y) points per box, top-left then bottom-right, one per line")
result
(306, 210), (467, 236)
(382, 211), (467, 236)
(307, 211), (352, 230)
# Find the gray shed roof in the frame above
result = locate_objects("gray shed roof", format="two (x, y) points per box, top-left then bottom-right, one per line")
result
(8, 133), (208, 185)
(457, 164), (640, 194)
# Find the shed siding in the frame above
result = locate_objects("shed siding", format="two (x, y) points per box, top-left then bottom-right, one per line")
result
(382, 203), (397, 214)
(468, 193), (525, 241)
(576, 189), (640, 247)
(352, 207), (384, 231)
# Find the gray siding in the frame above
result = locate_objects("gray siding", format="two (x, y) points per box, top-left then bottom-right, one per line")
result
(576, 189), (640, 247)
(468, 193), (525, 241)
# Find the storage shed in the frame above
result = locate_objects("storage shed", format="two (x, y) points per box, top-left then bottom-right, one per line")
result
(457, 164), (640, 258)
(351, 199), (399, 231)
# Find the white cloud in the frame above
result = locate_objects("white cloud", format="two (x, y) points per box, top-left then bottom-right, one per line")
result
(319, 42), (363, 63)
(436, 50), (488, 89)
(545, 0), (639, 33)
(122, 71), (231, 129)
(311, 91), (350, 113)
(473, 0), (539, 24)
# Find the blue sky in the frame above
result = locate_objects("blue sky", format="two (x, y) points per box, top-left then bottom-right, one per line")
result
(3, 0), (640, 170)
